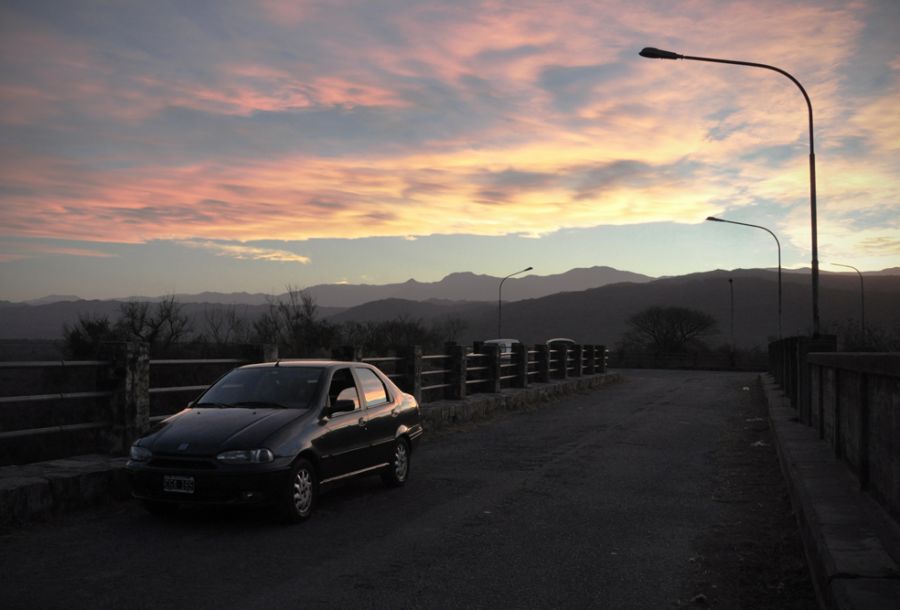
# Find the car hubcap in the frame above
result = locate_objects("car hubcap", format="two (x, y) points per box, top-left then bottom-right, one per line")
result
(394, 442), (408, 481)
(292, 469), (312, 514)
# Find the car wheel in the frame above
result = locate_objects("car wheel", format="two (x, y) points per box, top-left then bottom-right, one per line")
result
(142, 500), (178, 517)
(280, 458), (317, 523)
(381, 437), (410, 487)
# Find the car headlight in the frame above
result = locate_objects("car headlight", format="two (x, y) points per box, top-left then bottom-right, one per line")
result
(216, 449), (274, 464)
(129, 445), (152, 462)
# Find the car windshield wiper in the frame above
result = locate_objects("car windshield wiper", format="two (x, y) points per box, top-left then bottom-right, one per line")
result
(194, 401), (234, 408)
(231, 400), (290, 409)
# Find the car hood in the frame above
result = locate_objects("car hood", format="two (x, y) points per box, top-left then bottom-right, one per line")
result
(144, 408), (304, 456)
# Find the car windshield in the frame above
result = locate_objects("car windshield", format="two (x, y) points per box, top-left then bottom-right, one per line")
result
(197, 366), (324, 410)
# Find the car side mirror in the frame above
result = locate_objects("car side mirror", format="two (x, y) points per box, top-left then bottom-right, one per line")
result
(327, 399), (357, 417)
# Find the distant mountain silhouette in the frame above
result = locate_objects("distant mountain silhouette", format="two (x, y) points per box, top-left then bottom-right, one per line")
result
(12, 266), (651, 308)
(2, 267), (897, 349)
(325, 269), (900, 349)
(25, 295), (83, 305)
(328, 298), (491, 324)
(299, 266), (651, 307)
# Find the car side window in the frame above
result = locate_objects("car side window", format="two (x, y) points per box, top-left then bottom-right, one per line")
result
(328, 368), (359, 411)
(356, 368), (390, 407)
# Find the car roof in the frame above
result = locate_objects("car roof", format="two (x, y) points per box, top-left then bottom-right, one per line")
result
(239, 360), (374, 370)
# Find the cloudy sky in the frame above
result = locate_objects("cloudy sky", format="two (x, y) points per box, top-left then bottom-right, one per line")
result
(1, 0), (898, 301)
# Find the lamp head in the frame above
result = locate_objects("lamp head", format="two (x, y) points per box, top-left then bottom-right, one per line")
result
(706, 216), (723, 222)
(639, 47), (682, 60)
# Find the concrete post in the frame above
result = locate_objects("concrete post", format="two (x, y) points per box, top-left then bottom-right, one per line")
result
(261, 343), (279, 362)
(536, 344), (550, 383)
(798, 335), (837, 423)
(583, 345), (594, 374)
(483, 343), (501, 393)
(573, 345), (584, 377)
(559, 345), (569, 379)
(448, 344), (468, 400)
(101, 342), (149, 455)
(512, 342), (529, 388)
(401, 345), (422, 403)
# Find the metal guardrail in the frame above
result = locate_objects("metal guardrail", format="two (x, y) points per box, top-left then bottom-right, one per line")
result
(0, 390), (114, 405)
(1, 345), (609, 459)
(0, 360), (108, 369)
(0, 421), (111, 440)
(150, 358), (244, 365)
(1, 357), (247, 444)
(148, 385), (209, 395)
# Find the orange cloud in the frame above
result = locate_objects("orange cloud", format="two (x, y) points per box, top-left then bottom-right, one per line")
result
(178, 240), (311, 263)
(0, 0), (897, 269)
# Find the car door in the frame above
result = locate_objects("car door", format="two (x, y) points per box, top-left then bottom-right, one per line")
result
(354, 366), (397, 465)
(316, 367), (370, 481)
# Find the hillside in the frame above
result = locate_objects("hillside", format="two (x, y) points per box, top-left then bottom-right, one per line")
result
(330, 269), (900, 349)
(1, 268), (897, 349)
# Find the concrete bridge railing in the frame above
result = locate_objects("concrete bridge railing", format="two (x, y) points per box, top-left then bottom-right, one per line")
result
(769, 335), (900, 523)
(806, 353), (900, 523)
(0, 341), (607, 465)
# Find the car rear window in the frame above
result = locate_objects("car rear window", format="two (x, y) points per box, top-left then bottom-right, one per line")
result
(356, 367), (390, 407)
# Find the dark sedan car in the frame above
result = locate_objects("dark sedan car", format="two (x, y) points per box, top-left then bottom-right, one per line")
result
(127, 360), (424, 522)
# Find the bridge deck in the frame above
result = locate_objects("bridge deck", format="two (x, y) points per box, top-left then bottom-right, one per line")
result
(1, 370), (896, 608)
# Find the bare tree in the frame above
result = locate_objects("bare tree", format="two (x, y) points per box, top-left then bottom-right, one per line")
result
(256, 286), (336, 356)
(626, 306), (717, 353)
(434, 315), (468, 344)
(156, 296), (189, 349)
(117, 296), (190, 349)
(201, 304), (249, 345)
(62, 314), (120, 358)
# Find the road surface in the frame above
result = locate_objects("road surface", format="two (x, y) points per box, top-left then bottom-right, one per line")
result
(0, 370), (814, 609)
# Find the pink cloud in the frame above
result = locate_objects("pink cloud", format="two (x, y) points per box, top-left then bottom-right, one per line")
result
(0, 0), (898, 266)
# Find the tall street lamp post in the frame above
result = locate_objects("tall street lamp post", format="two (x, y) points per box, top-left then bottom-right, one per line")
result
(729, 277), (735, 351)
(498, 266), (533, 338)
(640, 46), (820, 336)
(831, 262), (866, 339)
(706, 216), (782, 339)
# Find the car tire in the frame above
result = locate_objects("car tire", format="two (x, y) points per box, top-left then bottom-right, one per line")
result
(381, 437), (410, 488)
(142, 500), (178, 516)
(279, 458), (317, 523)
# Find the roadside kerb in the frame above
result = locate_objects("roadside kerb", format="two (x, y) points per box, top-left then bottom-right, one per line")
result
(760, 374), (900, 610)
(421, 372), (622, 430)
(1, 373), (622, 529)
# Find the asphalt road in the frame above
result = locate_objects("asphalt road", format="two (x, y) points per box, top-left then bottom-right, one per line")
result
(0, 370), (804, 609)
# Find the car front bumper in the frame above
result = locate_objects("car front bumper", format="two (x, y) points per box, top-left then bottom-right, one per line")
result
(127, 456), (293, 505)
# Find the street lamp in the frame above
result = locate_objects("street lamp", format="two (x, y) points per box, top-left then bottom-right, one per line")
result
(706, 216), (782, 339)
(729, 277), (735, 352)
(498, 266), (532, 338)
(641, 46), (820, 336)
(830, 262), (865, 339)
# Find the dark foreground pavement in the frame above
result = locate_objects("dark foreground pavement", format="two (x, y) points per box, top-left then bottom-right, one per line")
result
(0, 370), (821, 609)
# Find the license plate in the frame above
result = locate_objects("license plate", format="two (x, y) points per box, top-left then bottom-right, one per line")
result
(163, 475), (195, 494)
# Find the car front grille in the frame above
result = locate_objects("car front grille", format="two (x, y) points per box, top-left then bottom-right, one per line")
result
(148, 457), (217, 470)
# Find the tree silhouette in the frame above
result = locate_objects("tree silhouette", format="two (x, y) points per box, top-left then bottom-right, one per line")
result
(626, 306), (717, 353)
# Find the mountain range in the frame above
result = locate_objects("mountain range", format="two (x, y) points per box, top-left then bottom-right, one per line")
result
(6, 266), (651, 308)
(1, 266), (898, 349)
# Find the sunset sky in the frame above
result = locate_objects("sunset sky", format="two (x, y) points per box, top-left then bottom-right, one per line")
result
(1, 0), (898, 301)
